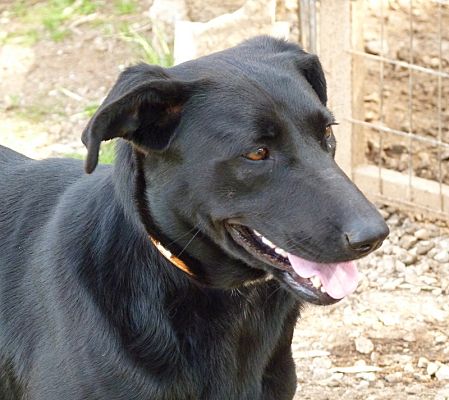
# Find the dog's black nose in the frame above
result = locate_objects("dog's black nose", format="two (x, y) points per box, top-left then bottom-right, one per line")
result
(345, 220), (389, 255)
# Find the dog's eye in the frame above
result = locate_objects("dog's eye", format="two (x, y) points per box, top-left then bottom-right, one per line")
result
(323, 125), (337, 155)
(243, 147), (269, 161)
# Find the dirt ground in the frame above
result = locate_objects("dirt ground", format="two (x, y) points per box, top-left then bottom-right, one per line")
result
(1, 1), (448, 399)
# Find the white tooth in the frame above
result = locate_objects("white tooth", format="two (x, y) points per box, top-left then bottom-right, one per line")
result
(253, 230), (262, 237)
(320, 286), (327, 293)
(265, 273), (274, 281)
(310, 275), (322, 289)
(275, 247), (288, 258)
(261, 236), (275, 249)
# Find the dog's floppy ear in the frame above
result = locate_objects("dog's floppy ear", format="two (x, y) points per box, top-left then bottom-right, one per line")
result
(296, 53), (327, 106)
(81, 64), (205, 174)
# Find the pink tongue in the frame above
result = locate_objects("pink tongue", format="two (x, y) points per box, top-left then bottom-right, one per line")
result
(287, 253), (359, 299)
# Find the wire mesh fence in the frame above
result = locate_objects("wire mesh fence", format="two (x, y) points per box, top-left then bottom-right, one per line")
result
(302, 0), (449, 219)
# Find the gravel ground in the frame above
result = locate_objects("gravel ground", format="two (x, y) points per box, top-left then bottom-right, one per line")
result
(293, 206), (449, 400)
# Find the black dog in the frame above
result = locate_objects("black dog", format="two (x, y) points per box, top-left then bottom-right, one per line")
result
(0, 36), (388, 399)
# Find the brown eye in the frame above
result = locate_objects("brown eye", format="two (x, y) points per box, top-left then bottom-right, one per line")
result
(244, 147), (269, 161)
(324, 125), (333, 139)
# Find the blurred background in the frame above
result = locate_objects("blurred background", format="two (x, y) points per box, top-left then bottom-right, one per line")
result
(0, 1), (448, 399)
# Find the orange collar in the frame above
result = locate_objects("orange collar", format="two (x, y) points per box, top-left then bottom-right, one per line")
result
(149, 236), (194, 277)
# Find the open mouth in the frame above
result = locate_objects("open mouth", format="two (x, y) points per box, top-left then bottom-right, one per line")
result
(226, 224), (359, 306)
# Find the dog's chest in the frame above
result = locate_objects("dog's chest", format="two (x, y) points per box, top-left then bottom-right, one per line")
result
(164, 287), (296, 398)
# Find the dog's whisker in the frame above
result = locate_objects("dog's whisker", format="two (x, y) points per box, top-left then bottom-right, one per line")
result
(263, 284), (282, 307)
(166, 226), (199, 246)
(177, 228), (201, 257)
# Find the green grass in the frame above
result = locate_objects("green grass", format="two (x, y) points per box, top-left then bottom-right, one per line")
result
(11, 0), (28, 18)
(97, 140), (116, 164)
(3, 95), (22, 110)
(118, 24), (173, 67)
(68, 104), (117, 165)
(10, 0), (100, 43)
(67, 140), (116, 164)
(114, 0), (137, 15)
(83, 103), (100, 118)
(0, 28), (40, 46)
(14, 103), (66, 123)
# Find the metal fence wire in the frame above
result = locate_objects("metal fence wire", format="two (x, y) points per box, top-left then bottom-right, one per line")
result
(300, 0), (449, 220)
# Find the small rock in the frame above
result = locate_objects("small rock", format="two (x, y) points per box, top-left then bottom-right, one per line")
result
(365, 39), (389, 56)
(381, 240), (393, 255)
(387, 214), (400, 226)
(383, 280), (399, 290)
(435, 334), (447, 344)
(312, 357), (333, 370)
(405, 384), (422, 394)
(439, 238), (449, 249)
(414, 228), (430, 240)
(357, 372), (377, 381)
(404, 332), (416, 342)
(381, 256), (395, 272)
(436, 365), (449, 381)
(410, 286), (421, 294)
(365, 110), (378, 122)
(427, 362), (440, 376)
(421, 275), (437, 286)
(396, 47), (410, 61)
(413, 371), (429, 382)
(93, 36), (108, 52)
(330, 372), (343, 383)
(399, 235), (418, 250)
(416, 241), (435, 255)
(384, 372), (402, 383)
(417, 357), (429, 368)
(379, 208), (390, 219)
(312, 367), (331, 380)
(355, 337), (374, 354)
(434, 251), (449, 263)
(435, 387), (449, 400)
(400, 252), (417, 266)
(404, 269), (419, 285)
(404, 363), (414, 373)
(355, 380), (370, 390)
(395, 260), (406, 273)
(378, 313), (400, 326)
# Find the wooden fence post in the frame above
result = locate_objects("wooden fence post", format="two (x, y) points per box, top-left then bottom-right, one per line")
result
(318, 0), (364, 179)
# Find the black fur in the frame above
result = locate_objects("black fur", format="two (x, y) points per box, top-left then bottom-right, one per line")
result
(0, 37), (388, 399)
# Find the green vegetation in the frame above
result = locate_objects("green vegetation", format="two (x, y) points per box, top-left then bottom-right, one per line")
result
(118, 24), (173, 67)
(6, 0), (173, 69)
(97, 140), (116, 164)
(67, 140), (116, 165)
(71, 104), (116, 165)
(4, 95), (22, 110)
(14, 103), (66, 124)
(4, 0), (173, 167)
(9, 0), (100, 43)
(83, 103), (100, 118)
(0, 29), (40, 46)
(114, 0), (137, 15)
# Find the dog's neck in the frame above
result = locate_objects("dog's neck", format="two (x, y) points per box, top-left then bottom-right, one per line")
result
(149, 236), (194, 276)
(112, 140), (198, 279)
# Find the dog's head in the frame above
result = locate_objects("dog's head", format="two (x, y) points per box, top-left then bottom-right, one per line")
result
(82, 36), (388, 305)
